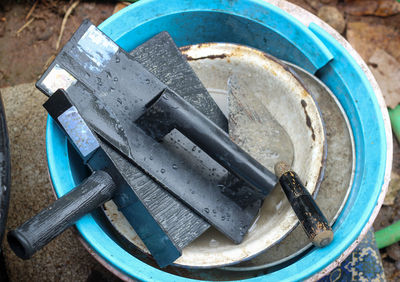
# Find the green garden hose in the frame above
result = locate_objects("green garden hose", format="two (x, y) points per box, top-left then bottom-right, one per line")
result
(376, 220), (400, 249)
(388, 105), (400, 142)
(374, 105), (400, 249)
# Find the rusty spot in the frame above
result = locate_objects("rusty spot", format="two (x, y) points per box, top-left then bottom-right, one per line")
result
(179, 45), (191, 52)
(182, 53), (190, 60)
(318, 164), (324, 187)
(184, 53), (228, 61)
(262, 53), (286, 70)
(301, 99), (316, 141)
(286, 66), (312, 99)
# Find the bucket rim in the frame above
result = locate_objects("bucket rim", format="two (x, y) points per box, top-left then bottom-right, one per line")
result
(45, 0), (392, 281)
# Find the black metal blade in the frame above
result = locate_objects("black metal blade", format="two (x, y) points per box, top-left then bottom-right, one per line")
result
(36, 20), (260, 243)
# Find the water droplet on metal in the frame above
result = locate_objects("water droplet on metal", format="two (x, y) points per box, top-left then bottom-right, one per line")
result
(161, 168), (166, 173)
(204, 208), (209, 213)
(145, 78), (150, 84)
(172, 164), (178, 169)
(116, 57), (120, 63)
(113, 77), (118, 82)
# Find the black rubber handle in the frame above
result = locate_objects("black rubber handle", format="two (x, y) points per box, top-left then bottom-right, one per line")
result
(275, 162), (333, 247)
(136, 88), (278, 197)
(7, 171), (116, 259)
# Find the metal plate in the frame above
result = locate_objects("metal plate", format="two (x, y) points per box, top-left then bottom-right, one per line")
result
(225, 61), (354, 270)
(104, 43), (327, 268)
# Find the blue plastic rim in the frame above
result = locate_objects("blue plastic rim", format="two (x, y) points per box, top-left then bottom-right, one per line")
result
(46, 0), (387, 281)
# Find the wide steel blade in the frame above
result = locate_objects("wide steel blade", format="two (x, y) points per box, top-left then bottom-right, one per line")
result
(37, 20), (260, 243)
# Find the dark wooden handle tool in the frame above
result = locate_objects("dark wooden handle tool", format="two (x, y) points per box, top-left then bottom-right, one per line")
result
(275, 161), (333, 247)
(7, 171), (116, 259)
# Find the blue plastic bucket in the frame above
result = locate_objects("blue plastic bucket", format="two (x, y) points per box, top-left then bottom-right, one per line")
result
(46, 0), (389, 280)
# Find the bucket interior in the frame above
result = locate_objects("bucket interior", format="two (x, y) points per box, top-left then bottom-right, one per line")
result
(46, 1), (387, 281)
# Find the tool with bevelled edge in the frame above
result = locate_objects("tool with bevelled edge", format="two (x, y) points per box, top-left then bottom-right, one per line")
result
(8, 21), (254, 267)
(33, 20), (263, 244)
(7, 26), (229, 267)
(227, 74), (333, 247)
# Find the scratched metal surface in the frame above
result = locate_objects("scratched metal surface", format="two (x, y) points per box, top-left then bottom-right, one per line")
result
(106, 43), (326, 269)
(180, 43), (325, 268)
(228, 62), (354, 270)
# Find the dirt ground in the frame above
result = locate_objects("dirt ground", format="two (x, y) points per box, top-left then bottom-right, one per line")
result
(0, 1), (114, 88)
(0, 0), (399, 280)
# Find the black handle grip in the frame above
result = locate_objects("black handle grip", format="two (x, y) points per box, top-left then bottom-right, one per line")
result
(7, 171), (116, 259)
(275, 162), (333, 247)
(136, 88), (278, 197)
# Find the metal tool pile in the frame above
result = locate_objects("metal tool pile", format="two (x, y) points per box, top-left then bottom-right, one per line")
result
(7, 20), (332, 268)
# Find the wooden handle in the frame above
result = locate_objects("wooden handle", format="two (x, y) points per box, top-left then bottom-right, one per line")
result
(275, 162), (333, 247)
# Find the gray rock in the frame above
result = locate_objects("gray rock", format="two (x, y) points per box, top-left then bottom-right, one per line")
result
(387, 243), (400, 261)
(317, 6), (346, 34)
(320, 0), (338, 3)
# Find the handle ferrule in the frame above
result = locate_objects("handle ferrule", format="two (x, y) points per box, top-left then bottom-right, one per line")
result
(275, 162), (333, 247)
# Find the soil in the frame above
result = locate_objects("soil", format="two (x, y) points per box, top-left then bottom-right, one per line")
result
(0, 1), (113, 88)
(0, 0), (399, 280)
